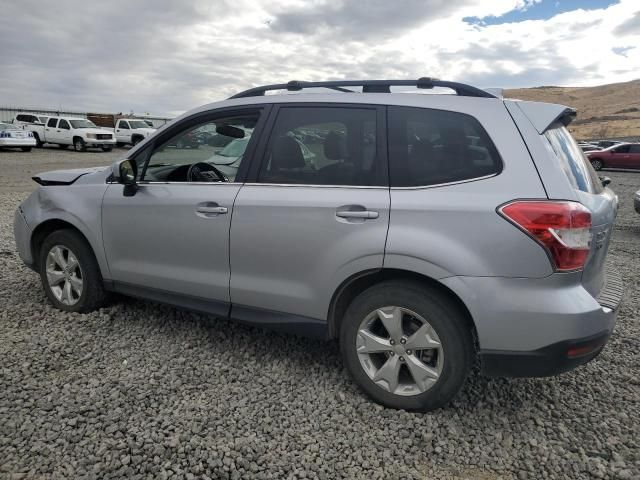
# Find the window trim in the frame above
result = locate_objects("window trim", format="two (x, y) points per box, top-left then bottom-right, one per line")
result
(133, 105), (272, 184)
(386, 105), (504, 189)
(245, 103), (389, 188)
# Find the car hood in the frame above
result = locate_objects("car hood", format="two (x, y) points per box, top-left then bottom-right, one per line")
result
(132, 128), (156, 135)
(77, 128), (113, 135)
(33, 166), (109, 185)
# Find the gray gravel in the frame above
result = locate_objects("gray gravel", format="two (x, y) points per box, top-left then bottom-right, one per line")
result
(1, 147), (639, 479)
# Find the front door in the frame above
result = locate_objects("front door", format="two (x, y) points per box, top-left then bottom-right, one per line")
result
(229, 105), (390, 326)
(101, 108), (266, 315)
(57, 119), (73, 145)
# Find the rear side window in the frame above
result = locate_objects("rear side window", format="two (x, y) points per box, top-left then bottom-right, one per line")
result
(47, 118), (58, 128)
(258, 107), (380, 186)
(544, 124), (602, 194)
(388, 106), (502, 187)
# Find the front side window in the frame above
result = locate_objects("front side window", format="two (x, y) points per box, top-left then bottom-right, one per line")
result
(128, 120), (148, 129)
(119, 121), (130, 130)
(388, 106), (502, 187)
(142, 111), (261, 183)
(58, 120), (70, 130)
(612, 145), (630, 154)
(47, 118), (58, 128)
(258, 107), (379, 186)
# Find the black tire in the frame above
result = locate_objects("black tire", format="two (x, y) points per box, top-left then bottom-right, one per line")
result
(116, 142), (124, 148)
(33, 133), (43, 148)
(73, 138), (86, 152)
(38, 229), (109, 313)
(132, 136), (143, 146)
(590, 158), (603, 171)
(340, 280), (474, 411)
(101, 146), (113, 152)
(21, 147), (32, 152)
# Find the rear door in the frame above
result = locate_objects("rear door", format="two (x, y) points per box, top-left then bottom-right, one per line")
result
(628, 144), (640, 168)
(607, 144), (630, 168)
(45, 117), (59, 143)
(543, 125), (617, 297)
(229, 104), (389, 327)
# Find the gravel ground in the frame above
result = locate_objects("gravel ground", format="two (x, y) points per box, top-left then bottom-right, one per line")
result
(1, 147), (639, 479)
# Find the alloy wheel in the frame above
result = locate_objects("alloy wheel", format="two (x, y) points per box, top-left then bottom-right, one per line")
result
(45, 245), (83, 306)
(356, 306), (444, 396)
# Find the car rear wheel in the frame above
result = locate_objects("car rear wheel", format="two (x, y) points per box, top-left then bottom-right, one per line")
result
(340, 281), (474, 411)
(39, 229), (109, 313)
(73, 138), (86, 152)
(590, 158), (603, 171)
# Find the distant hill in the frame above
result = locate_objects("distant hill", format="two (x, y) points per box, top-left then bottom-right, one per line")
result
(505, 79), (640, 141)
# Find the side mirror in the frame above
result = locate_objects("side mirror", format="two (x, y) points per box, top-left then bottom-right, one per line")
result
(216, 124), (245, 139)
(112, 159), (138, 196)
(600, 176), (611, 187)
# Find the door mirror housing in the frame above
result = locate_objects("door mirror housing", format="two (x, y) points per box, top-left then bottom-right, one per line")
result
(600, 176), (611, 187)
(112, 159), (138, 196)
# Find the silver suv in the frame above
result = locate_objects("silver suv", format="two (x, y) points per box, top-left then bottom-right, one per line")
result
(14, 79), (622, 411)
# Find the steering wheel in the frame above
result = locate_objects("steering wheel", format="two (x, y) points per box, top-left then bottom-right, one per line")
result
(187, 162), (229, 182)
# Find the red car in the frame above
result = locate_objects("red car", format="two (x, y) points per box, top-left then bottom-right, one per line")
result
(587, 143), (640, 170)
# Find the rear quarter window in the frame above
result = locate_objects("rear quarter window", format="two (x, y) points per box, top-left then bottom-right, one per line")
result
(543, 124), (603, 194)
(388, 106), (502, 187)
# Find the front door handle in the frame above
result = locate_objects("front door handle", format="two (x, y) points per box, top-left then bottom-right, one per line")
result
(196, 202), (228, 217)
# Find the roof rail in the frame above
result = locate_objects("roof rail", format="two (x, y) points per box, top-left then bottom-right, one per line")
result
(229, 78), (497, 99)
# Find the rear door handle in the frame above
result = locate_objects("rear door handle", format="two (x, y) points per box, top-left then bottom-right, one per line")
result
(196, 202), (228, 217)
(336, 209), (379, 219)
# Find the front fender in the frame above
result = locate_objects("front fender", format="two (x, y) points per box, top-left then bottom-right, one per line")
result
(20, 184), (110, 278)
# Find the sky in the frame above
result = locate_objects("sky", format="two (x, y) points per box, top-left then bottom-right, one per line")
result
(1, 0), (638, 117)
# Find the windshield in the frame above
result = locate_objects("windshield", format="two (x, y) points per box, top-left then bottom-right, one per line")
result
(129, 120), (150, 129)
(218, 138), (248, 157)
(69, 119), (97, 129)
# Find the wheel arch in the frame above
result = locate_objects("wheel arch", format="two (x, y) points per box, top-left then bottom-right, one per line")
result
(327, 268), (478, 347)
(31, 219), (94, 271)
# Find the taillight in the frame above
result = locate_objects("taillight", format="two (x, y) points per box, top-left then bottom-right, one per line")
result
(499, 200), (592, 272)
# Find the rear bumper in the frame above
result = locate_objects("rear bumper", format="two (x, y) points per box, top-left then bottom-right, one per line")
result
(480, 330), (611, 377)
(0, 137), (37, 147)
(442, 266), (622, 377)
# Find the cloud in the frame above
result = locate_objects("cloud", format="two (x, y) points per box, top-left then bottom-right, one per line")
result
(614, 10), (640, 35)
(0, 0), (638, 117)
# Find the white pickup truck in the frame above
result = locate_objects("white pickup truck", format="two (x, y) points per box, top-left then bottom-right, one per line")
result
(107, 118), (156, 147)
(17, 115), (116, 151)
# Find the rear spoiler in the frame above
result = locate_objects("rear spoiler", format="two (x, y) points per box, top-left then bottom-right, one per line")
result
(509, 100), (577, 134)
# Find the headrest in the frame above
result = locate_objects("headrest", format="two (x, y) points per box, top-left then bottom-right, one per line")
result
(323, 131), (347, 160)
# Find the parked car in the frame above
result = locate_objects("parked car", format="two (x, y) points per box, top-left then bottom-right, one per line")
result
(106, 118), (156, 147)
(12, 112), (49, 129)
(578, 142), (601, 152)
(595, 140), (623, 149)
(586, 143), (640, 170)
(13, 78), (621, 412)
(25, 116), (116, 152)
(0, 122), (37, 151)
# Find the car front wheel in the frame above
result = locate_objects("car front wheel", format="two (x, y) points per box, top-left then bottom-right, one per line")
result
(39, 229), (109, 312)
(73, 138), (86, 152)
(340, 281), (474, 411)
